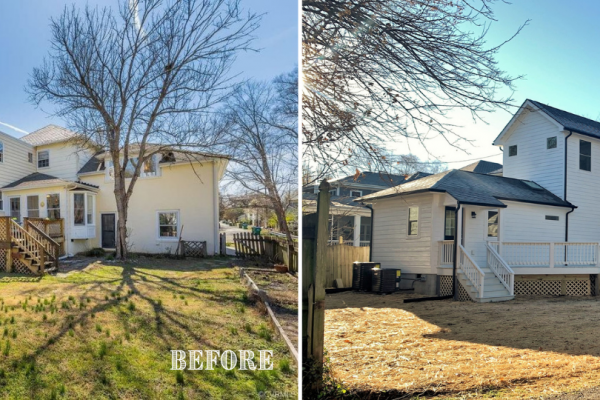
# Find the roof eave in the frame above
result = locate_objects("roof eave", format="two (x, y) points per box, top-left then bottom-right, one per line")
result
(356, 188), (446, 203)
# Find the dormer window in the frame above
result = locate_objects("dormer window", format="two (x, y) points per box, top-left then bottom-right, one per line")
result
(38, 150), (50, 168)
(350, 190), (362, 197)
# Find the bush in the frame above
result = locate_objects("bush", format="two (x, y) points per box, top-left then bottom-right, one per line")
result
(85, 248), (106, 257)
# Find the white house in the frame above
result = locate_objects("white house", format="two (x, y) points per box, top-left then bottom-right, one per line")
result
(357, 99), (600, 302)
(0, 125), (227, 274)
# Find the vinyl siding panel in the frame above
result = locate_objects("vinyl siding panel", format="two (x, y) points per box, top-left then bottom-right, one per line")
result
(501, 109), (565, 198)
(565, 132), (600, 242)
(371, 193), (433, 273)
(35, 142), (93, 180)
(500, 201), (567, 242)
(0, 131), (35, 188)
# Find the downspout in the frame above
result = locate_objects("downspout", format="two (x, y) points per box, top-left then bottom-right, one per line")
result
(213, 161), (219, 255)
(564, 131), (573, 242)
(452, 202), (462, 301)
(366, 204), (374, 261)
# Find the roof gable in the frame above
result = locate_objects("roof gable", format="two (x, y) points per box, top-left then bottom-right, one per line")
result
(460, 160), (502, 174)
(20, 125), (79, 147)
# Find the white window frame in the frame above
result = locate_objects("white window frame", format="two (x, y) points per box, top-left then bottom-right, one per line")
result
(350, 190), (363, 197)
(407, 206), (420, 238)
(86, 194), (94, 225)
(9, 196), (21, 222)
(72, 192), (96, 227)
(38, 150), (50, 169)
(28, 152), (33, 163)
(46, 193), (60, 219)
(486, 210), (499, 240)
(157, 210), (180, 241)
(106, 155), (160, 181)
(73, 193), (86, 226)
(27, 195), (40, 218)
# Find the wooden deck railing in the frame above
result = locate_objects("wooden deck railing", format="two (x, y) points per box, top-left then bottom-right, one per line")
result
(499, 242), (598, 267)
(24, 220), (60, 269)
(10, 219), (46, 272)
(24, 218), (65, 256)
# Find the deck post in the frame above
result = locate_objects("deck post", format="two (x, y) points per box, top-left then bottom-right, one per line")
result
(549, 243), (555, 268)
(353, 215), (361, 247)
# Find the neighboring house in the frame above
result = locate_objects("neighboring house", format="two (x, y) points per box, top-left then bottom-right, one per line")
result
(303, 171), (429, 246)
(358, 99), (600, 302)
(0, 125), (227, 274)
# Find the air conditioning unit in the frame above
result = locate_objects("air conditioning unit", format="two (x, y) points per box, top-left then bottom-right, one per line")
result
(352, 262), (381, 291)
(372, 268), (402, 294)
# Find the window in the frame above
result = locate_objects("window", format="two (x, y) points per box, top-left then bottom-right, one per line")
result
(580, 140), (591, 171)
(0, 141), (3, 163)
(487, 211), (498, 237)
(143, 156), (157, 176)
(73, 193), (85, 225)
(350, 190), (362, 197)
(86, 194), (94, 224)
(444, 207), (456, 240)
(158, 211), (179, 239)
(547, 136), (557, 149)
(38, 150), (49, 168)
(0, 191), (3, 211)
(9, 197), (20, 222)
(28, 152), (33, 163)
(47, 194), (60, 219)
(408, 207), (419, 236)
(508, 145), (517, 157)
(27, 196), (39, 218)
(360, 216), (372, 242)
(329, 189), (337, 196)
(545, 215), (559, 221)
(124, 157), (138, 178)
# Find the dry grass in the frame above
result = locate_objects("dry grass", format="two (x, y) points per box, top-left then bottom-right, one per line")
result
(325, 292), (600, 399)
(0, 257), (297, 399)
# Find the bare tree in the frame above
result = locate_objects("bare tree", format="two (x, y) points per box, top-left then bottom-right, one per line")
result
(28, 0), (260, 259)
(222, 76), (298, 245)
(303, 0), (527, 182)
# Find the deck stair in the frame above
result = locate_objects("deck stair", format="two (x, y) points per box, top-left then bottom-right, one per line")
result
(9, 219), (59, 275)
(456, 243), (515, 302)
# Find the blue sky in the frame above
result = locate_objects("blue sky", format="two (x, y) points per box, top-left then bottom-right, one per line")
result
(390, 0), (600, 167)
(0, 0), (297, 138)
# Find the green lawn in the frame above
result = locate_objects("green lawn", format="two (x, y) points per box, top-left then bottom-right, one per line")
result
(0, 257), (297, 399)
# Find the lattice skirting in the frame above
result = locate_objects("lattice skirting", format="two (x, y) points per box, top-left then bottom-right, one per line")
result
(515, 278), (591, 296)
(181, 241), (207, 257)
(12, 259), (35, 275)
(438, 275), (474, 302)
(0, 249), (7, 272)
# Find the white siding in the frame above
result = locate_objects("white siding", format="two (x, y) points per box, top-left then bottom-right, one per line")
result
(462, 206), (497, 267)
(500, 201), (567, 243)
(0, 131), (35, 187)
(501, 109), (565, 198)
(35, 142), (93, 180)
(371, 193), (433, 273)
(565, 132), (600, 242)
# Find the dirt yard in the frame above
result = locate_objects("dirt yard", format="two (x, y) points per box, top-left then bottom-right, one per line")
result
(325, 292), (600, 399)
(246, 269), (298, 350)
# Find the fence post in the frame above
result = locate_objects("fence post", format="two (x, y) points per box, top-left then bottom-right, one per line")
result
(303, 180), (330, 390)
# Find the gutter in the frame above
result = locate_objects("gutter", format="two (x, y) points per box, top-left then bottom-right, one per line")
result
(565, 131), (573, 242)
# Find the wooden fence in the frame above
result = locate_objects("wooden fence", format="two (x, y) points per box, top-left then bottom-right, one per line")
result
(325, 245), (370, 288)
(233, 232), (298, 272)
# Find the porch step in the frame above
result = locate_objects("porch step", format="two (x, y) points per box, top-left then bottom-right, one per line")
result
(456, 270), (514, 303)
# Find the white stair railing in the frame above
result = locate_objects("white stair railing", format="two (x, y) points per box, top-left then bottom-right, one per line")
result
(486, 243), (514, 295)
(458, 244), (485, 299)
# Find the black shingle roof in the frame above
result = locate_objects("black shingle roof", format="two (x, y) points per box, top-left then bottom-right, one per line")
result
(3, 173), (63, 188)
(330, 171), (408, 187)
(78, 152), (105, 174)
(357, 170), (574, 209)
(527, 100), (600, 139)
(460, 160), (502, 175)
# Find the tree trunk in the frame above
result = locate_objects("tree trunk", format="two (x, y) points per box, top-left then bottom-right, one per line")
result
(113, 164), (130, 260)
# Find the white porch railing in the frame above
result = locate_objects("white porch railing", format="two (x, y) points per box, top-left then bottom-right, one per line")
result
(359, 241), (371, 247)
(458, 244), (485, 298)
(499, 242), (598, 267)
(486, 243), (514, 295)
(438, 240), (454, 265)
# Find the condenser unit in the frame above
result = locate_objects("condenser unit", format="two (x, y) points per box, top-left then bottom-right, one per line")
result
(372, 268), (402, 294)
(351, 262), (381, 291)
